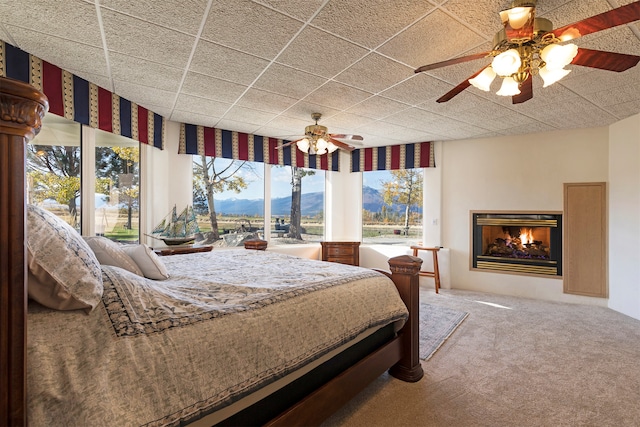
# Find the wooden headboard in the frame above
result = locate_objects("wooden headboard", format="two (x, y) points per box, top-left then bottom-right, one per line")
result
(0, 76), (48, 425)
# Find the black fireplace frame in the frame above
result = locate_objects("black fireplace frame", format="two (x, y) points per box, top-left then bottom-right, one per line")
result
(471, 211), (563, 277)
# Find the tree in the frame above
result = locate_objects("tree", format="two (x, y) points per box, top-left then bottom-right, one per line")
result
(110, 146), (139, 230)
(287, 166), (315, 240)
(192, 156), (252, 240)
(380, 169), (423, 235)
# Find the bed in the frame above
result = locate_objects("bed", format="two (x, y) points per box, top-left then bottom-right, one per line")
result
(0, 76), (424, 426)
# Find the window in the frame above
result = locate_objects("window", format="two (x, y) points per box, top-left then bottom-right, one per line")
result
(27, 115), (82, 229)
(362, 169), (423, 245)
(94, 130), (140, 242)
(270, 165), (325, 246)
(192, 156), (264, 243)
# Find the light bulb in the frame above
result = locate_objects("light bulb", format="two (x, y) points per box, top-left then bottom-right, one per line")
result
(316, 137), (328, 150)
(469, 66), (497, 91)
(539, 66), (571, 87)
(496, 77), (521, 96)
(503, 6), (533, 29)
(296, 138), (310, 152)
(492, 49), (522, 77)
(540, 43), (578, 70)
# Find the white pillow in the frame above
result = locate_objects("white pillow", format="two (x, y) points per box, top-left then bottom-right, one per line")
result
(122, 244), (170, 280)
(84, 236), (143, 276)
(26, 204), (103, 312)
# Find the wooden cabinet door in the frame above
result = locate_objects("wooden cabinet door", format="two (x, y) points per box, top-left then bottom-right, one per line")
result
(563, 182), (607, 297)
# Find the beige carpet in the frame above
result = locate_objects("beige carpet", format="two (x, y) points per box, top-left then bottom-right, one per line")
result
(322, 288), (640, 427)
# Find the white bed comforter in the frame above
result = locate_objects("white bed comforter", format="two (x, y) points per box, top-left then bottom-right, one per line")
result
(27, 250), (408, 427)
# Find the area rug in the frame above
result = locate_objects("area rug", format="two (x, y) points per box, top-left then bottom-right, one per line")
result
(419, 303), (469, 361)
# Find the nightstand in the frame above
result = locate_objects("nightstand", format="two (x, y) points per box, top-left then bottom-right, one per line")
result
(321, 241), (360, 266)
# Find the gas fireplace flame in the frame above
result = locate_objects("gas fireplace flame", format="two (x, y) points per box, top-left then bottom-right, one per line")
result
(519, 228), (534, 245)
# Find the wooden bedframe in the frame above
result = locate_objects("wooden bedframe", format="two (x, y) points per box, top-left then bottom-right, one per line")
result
(0, 76), (424, 426)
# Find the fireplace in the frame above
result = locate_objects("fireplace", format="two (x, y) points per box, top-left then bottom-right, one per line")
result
(471, 211), (562, 276)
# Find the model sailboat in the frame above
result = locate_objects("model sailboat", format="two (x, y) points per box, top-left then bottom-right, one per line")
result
(150, 205), (200, 245)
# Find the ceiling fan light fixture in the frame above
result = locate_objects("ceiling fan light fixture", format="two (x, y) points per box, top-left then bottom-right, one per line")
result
(540, 43), (578, 70)
(469, 66), (497, 91)
(327, 142), (339, 153)
(501, 6), (534, 30)
(492, 49), (522, 76)
(539, 65), (571, 87)
(496, 76), (521, 96)
(296, 137), (310, 152)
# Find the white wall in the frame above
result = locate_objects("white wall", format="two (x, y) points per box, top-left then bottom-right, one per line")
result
(608, 113), (640, 320)
(141, 120), (192, 246)
(440, 127), (610, 305)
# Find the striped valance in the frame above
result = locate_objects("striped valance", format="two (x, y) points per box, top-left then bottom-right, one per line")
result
(178, 123), (339, 171)
(351, 141), (435, 172)
(0, 41), (164, 149)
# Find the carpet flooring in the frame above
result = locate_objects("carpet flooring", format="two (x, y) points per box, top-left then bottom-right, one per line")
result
(323, 287), (640, 427)
(419, 303), (468, 360)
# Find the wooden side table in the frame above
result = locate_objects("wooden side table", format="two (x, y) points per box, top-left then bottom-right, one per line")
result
(410, 246), (441, 293)
(153, 245), (213, 256)
(244, 239), (268, 251)
(321, 241), (360, 266)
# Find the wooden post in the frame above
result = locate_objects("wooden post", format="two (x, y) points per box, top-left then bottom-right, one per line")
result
(0, 76), (48, 426)
(387, 255), (424, 382)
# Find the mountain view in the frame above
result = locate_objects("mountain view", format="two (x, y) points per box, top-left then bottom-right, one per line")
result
(210, 186), (419, 216)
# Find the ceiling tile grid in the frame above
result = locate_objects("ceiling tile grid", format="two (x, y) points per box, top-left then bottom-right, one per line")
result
(0, 0), (639, 148)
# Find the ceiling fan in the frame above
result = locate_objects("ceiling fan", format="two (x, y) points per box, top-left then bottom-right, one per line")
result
(278, 113), (364, 155)
(414, 0), (640, 104)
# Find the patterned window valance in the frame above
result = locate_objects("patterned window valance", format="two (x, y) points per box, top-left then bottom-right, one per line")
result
(351, 141), (435, 172)
(178, 123), (339, 171)
(0, 41), (164, 149)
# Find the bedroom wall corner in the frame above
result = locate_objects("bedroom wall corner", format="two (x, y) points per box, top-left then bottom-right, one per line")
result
(608, 113), (640, 321)
(325, 149), (361, 241)
(141, 120), (191, 246)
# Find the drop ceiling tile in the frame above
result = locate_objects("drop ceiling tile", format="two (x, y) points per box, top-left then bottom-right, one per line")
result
(109, 52), (183, 92)
(539, 0), (612, 29)
(379, 73), (456, 105)
(378, 9), (486, 69)
(223, 106), (278, 126)
(320, 112), (376, 133)
(101, 9), (195, 68)
(441, 0), (504, 37)
(606, 99), (640, 119)
(345, 96), (410, 120)
(174, 94), (233, 118)
(281, 103), (342, 121)
(66, 70), (114, 93)
(262, 115), (318, 136)
(170, 110), (223, 128)
(235, 89), (299, 114)
(303, 81), (373, 110)
(113, 80), (176, 111)
(311, 0), (435, 49)
(0, 26), (10, 42)
(189, 41), (270, 85)
(181, 72), (249, 103)
(276, 27), (368, 79)
(256, 0), (325, 21)
(215, 118), (262, 135)
(334, 53), (414, 94)
(253, 125), (299, 140)
(201, 0), (303, 59)
(381, 108), (445, 130)
(100, 0), (209, 35)
(5, 27), (109, 79)
(253, 63), (328, 99)
(0, 0), (103, 47)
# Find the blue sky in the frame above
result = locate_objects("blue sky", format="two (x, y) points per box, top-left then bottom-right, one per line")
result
(205, 158), (391, 200)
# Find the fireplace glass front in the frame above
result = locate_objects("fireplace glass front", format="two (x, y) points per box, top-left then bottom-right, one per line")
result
(472, 212), (562, 276)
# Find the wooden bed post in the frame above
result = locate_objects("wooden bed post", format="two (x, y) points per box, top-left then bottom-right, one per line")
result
(387, 255), (424, 382)
(0, 76), (48, 426)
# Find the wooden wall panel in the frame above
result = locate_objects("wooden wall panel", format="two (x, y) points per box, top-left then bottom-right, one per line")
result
(563, 182), (607, 297)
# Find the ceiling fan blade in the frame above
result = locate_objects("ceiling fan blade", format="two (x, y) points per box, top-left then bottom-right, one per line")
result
(551, 1), (640, 41)
(328, 137), (355, 152)
(436, 67), (486, 103)
(329, 133), (363, 141)
(415, 52), (491, 73)
(571, 48), (640, 72)
(512, 74), (533, 105)
(276, 139), (299, 150)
